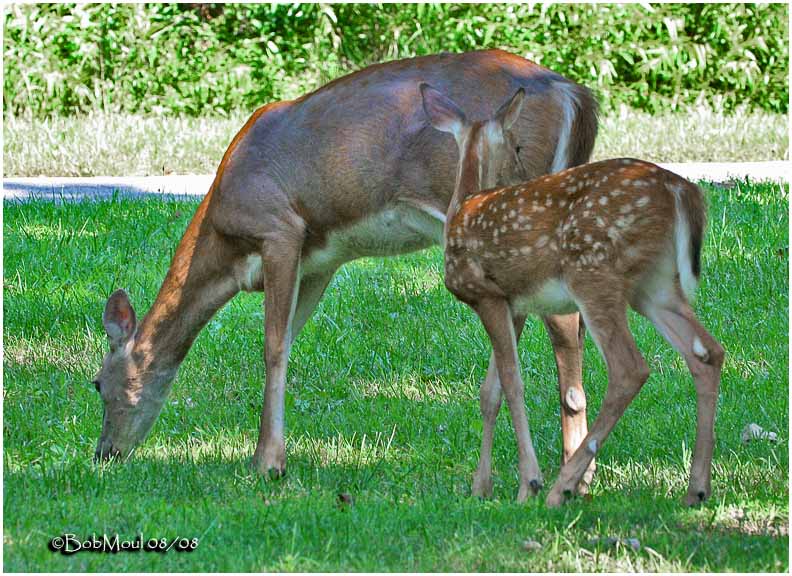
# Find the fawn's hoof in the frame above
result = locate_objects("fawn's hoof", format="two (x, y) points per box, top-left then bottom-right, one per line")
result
(685, 488), (710, 507)
(517, 477), (544, 502)
(546, 484), (574, 508)
(472, 475), (494, 499)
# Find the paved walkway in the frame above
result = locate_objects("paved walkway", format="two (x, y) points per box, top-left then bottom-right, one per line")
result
(3, 161), (788, 202)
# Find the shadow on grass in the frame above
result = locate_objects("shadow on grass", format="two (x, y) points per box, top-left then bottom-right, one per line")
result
(4, 436), (788, 572)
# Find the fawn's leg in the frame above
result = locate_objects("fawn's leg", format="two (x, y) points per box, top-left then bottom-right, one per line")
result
(251, 231), (304, 477)
(543, 313), (595, 493)
(472, 312), (527, 498)
(642, 297), (724, 505)
(474, 298), (542, 501)
(546, 302), (649, 507)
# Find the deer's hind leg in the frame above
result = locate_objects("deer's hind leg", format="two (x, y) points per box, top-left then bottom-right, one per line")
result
(639, 295), (724, 506)
(546, 296), (650, 507)
(543, 313), (595, 493)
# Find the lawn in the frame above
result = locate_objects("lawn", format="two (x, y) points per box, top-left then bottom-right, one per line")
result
(3, 179), (789, 571)
(4, 106), (789, 177)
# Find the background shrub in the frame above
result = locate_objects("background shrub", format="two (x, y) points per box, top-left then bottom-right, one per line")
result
(3, 3), (788, 118)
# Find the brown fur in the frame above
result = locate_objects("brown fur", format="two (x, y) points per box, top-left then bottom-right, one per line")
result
(425, 86), (723, 507)
(93, 51), (600, 481)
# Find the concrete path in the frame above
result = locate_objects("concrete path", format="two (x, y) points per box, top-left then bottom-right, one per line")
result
(3, 161), (788, 202)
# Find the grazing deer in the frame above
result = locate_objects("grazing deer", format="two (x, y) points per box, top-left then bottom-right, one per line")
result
(421, 84), (723, 506)
(92, 50), (600, 487)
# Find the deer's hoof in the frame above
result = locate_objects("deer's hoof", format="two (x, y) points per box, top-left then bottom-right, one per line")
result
(251, 446), (286, 479)
(546, 485), (574, 508)
(472, 475), (494, 499)
(685, 488), (710, 507)
(517, 477), (544, 502)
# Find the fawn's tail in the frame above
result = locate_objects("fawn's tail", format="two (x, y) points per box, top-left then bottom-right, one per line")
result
(667, 176), (708, 301)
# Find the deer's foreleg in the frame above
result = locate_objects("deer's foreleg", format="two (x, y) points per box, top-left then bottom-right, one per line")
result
(252, 228), (304, 478)
(290, 270), (337, 345)
(472, 312), (527, 498)
(474, 298), (543, 502)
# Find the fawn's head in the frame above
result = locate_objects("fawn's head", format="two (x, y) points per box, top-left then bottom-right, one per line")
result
(420, 83), (527, 190)
(93, 290), (169, 461)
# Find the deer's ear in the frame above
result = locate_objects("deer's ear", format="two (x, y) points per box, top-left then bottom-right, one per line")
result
(103, 289), (137, 348)
(420, 83), (466, 136)
(495, 88), (525, 131)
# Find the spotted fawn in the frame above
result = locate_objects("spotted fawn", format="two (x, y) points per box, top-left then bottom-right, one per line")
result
(421, 83), (724, 507)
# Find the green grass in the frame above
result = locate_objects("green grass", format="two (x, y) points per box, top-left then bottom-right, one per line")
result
(3, 180), (788, 571)
(4, 106), (789, 177)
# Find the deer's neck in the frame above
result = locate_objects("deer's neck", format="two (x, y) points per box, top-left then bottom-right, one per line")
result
(133, 194), (238, 379)
(445, 131), (485, 237)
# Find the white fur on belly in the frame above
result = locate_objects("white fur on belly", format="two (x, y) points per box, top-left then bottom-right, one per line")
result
(302, 204), (444, 276)
(512, 279), (578, 316)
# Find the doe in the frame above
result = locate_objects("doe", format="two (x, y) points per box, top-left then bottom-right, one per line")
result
(421, 84), (724, 507)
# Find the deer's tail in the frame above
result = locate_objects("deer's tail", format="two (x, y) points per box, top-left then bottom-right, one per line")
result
(668, 177), (707, 302)
(550, 80), (599, 173)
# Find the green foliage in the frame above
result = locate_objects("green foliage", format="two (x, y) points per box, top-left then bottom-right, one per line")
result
(3, 3), (789, 116)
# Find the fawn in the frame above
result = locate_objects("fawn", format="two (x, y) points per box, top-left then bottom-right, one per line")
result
(420, 83), (724, 507)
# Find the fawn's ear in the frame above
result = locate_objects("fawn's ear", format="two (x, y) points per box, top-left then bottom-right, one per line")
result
(420, 83), (466, 136)
(495, 88), (525, 131)
(103, 289), (137, 348)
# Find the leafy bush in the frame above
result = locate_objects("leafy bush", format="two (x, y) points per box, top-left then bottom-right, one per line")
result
(3, 3), (788, 118)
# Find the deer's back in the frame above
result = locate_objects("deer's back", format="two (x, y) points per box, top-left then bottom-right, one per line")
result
(210, 50), (595, 246)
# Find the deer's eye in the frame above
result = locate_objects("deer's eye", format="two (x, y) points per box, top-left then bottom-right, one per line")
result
(93, 380), (101, 393)
(515, 145), (522, 155)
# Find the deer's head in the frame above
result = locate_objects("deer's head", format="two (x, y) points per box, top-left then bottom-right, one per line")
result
(93, 290), (170, 461)
(420, 83), (527, 190)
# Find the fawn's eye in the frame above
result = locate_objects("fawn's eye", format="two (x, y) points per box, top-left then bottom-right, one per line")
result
(515, 145), (522, 155)
(93, 380), (101, 393)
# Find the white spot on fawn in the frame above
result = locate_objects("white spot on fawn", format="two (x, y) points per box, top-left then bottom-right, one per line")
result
(693, 337), (710, 362)
(635, 195), (650, 207)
